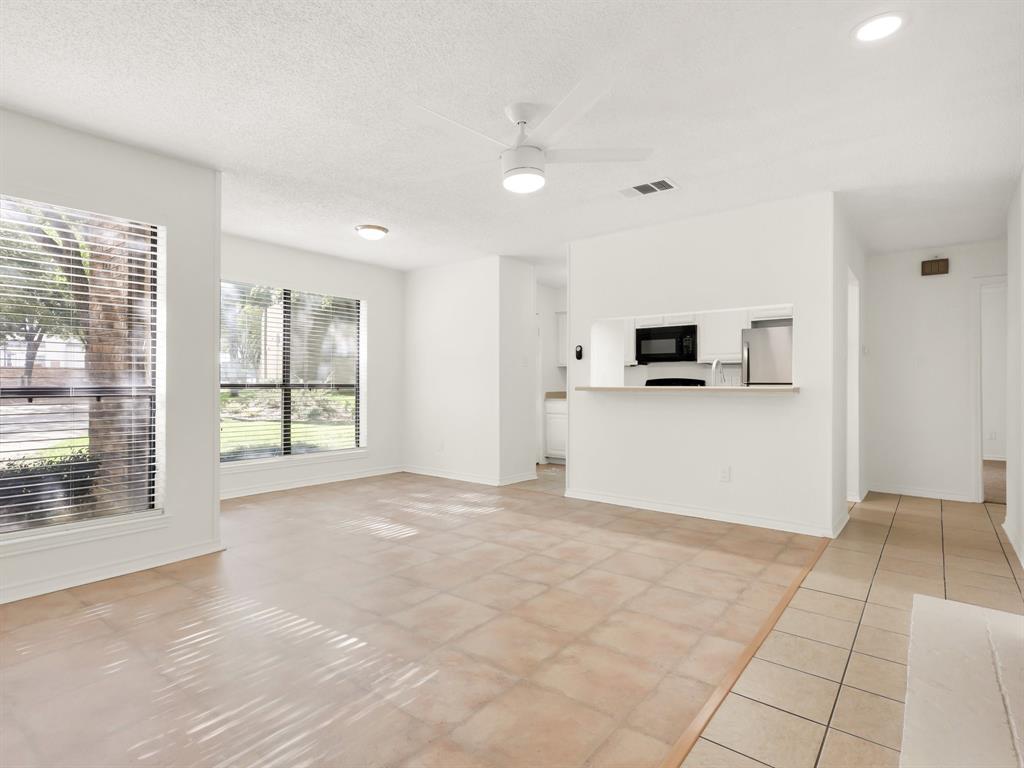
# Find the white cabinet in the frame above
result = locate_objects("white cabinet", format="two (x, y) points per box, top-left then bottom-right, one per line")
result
(698, 309), (750, 363)
(623, 317), (637, 366)
(545, 399), (567, 459)
(663, 313), (697, 326)
(634, 315), (664, 328)
(748, 304), (793, 323)
(556, 311), (568, 367)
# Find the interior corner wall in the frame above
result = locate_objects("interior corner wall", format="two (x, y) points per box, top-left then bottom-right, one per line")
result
(404, 256), (501, 484)
(981, 283), (1008, 460)
(1004, 172), (1023, 565)
(567, 193), (839, 537)
(833, 201), (866, 525)
(864, 240), (1007, 502)
(498, 257), (538, 484)
(219, 235), (405, 498)
(0, 110), (221, 602)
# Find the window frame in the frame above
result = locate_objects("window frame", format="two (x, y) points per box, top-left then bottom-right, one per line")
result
(0, 196), (162, 533)
(218, 284), (362, 462)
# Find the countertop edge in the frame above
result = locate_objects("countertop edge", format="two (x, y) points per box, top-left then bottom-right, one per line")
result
(574, 385), (799, 393)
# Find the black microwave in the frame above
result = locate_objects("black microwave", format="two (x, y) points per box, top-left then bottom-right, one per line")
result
(635, 324), (697, 364)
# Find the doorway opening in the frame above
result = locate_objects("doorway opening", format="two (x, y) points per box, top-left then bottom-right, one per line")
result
(531, 280), (567, 497)
(980, 280), (1007, 503)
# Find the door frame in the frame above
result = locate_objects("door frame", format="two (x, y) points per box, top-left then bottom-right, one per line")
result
(973, 275), (1008, 502)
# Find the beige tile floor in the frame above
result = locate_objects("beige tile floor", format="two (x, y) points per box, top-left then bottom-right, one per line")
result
(685, 492), (1024, 768)
(508, 462), (567, 497)
(0, 471), (820, 768)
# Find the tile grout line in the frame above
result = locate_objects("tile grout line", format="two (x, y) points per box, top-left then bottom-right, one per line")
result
(749, 650), (905, 703)
(726, 690), (904, 751)
(982, 503), (1024, 599)
(697, 736), (774, 767)
(657, 536), (831, 768)
(769, 626), (907, 663)
(810, 496), (899, 768)
(939, 499), (948, 600)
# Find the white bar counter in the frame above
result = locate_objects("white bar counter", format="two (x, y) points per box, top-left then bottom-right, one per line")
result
(574, 385), (799, 393)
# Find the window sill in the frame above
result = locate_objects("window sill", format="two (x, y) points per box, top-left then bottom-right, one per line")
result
(0, 509), (169, 556)
(220, 448), (369, 473)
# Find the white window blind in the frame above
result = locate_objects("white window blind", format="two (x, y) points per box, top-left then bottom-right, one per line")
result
(219, 281), (360, 461)
(0, 194), (163, 533)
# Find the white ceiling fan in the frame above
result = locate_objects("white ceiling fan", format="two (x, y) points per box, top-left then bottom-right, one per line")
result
(419, 77), (652, 194)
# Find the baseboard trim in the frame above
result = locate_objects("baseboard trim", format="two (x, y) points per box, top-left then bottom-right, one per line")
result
(1, 539), (224, 604)
(565, 488), (835, 538)
(831, 509), (851, 538)
(402, 466), (504, 486)
(847, 493), (865, 504)
(497, 471), (538, 486)
(868, 483), (980, 503)
(983, 454), (1006, 462)
(220, 465), (404, 499)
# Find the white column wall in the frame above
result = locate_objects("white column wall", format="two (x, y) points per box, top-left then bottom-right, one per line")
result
(567, 193), (841, 537)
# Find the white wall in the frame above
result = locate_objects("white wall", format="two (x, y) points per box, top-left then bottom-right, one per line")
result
(404, 255), (537, 485)
(219, 235), (405, 497)
(865, 240), (1006, 502)
(0, 110), (221, 602)
(499, 258), (538, 483)
(981, 283), (1008, 460)
(404, 256), (501, 483)
(835, 201), (867, 515)
(1004, 173), (1023, 565)
(567, 193), (842, 537)
(847, 275), (862, 500)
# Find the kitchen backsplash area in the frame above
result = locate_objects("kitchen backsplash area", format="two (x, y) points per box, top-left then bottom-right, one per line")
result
(623, 361), (742, 387)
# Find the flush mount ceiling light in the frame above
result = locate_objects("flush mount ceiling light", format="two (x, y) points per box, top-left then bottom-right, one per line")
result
(354, 224), (389, 241)
(853, 13), (904, 42)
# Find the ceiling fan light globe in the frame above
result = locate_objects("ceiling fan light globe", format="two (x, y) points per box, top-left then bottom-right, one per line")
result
(503, 169), (546, 194)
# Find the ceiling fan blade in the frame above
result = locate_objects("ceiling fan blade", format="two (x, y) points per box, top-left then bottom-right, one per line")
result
(416, 104), (508, 149)
(546, 148), (652, 163)
(528, 76), (613, 147)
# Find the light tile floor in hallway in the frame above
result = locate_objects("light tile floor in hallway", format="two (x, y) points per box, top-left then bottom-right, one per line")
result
(685, 492), (1024, 768)
(984, 459), (1007, 504)
(508, 462), (566, 496)
(1, 472), (820, 768)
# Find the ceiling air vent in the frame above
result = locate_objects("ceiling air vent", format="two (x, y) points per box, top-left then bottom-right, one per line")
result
(621, 178), (676, 198)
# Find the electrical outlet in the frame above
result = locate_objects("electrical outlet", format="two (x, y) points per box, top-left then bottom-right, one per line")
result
(719, 466), (732, 483)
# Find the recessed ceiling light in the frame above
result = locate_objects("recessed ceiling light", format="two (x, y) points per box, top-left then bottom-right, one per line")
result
(854, 13), (904, 43)
(354, 224), (389, 241)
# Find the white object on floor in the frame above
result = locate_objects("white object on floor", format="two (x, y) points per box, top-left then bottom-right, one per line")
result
(901, 595), (1024, 768)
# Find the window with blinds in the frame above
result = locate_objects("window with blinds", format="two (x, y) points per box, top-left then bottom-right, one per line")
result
(219, 281), (360, 461)
(0, 194), (163, 534)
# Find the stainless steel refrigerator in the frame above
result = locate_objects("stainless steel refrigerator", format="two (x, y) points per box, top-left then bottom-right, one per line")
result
(741, 324), (793, 385)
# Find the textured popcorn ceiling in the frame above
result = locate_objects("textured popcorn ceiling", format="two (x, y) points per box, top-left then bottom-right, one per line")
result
(0, 1), (1020, 270)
